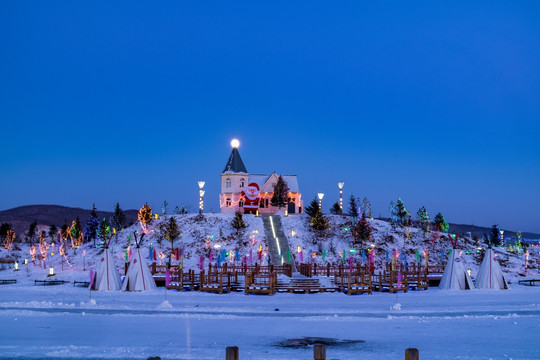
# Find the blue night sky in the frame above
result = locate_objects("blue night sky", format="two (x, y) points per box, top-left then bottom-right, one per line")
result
(1, 2), (539, 232)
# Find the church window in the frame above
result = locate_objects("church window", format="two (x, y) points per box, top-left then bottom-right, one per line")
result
(226, 198), (231, 207)
(240, 178), (245, 188)
(226, 178), (231, 188)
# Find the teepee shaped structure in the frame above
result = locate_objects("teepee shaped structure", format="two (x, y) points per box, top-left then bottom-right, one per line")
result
(91, 234), (121, 291)
(475, 248), (508, 289)
(439, 249), (475, 290)
(122, 232), (156, 291)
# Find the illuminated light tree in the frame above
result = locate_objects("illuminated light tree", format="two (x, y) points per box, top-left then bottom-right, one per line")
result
(304, 197), (320, 218)
(39, 230), (49, 264)
(433, 212), (449, 233)
(417, 206), (430, 232)
(348, 195), (360, 219)
(330, 201), (342, 215)
(231, 211), (247, 236)
(270, 176), (290, 210)
(97, 218), (112, 246)
(352, 212), (372, 248)
(69, 217), (82, 246)
(395, 198), (410, 226)
(362, 197), (372, 218)
(138, 203), (153, 233)
(4, 229), (15, 250)
(111, 202), (126, 242)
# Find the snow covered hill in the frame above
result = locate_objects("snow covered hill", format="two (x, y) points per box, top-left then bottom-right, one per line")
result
(1, 213), (537, 284)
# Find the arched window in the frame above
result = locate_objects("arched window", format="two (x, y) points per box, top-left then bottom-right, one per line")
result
(226, 198), (231, 207)
(240, 178), (245, 188)
(226, 178), (231, 188)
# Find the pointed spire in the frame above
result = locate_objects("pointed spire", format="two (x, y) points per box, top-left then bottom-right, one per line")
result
(223, 147), (247, 173)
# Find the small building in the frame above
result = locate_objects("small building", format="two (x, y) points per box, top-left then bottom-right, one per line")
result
(219, 140), (303, 215)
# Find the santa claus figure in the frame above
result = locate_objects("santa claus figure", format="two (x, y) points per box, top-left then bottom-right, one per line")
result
(241, 182), (260, 214)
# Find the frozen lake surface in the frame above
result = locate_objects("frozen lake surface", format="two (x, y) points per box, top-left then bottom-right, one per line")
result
(0, 282), (539, 359)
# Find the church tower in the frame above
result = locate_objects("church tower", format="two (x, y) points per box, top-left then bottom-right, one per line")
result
(220, 139), (249, 213)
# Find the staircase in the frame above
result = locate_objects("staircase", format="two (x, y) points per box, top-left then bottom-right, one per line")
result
(262, 215), (295, 271)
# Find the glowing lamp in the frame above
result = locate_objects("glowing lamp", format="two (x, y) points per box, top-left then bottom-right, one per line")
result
(256, 210), (259, 217)
(231, 139), (240, 148)
(467, 268), (471, 277)
(24, 258), (28, 265)
(285, 209), (288, 217)
(318, 193), (324, 200)
(214, 244), (221, 249)
(199, 190), (205, 197)
(154, 213), (159, 219)
(297, 245), (301, 253)
(14, 261), (19, 271)
(48, 266), (55, 276)
(291, 230), (296, 236)
(198, 181), (205, 189)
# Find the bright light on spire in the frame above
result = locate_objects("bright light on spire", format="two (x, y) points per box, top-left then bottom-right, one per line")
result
(231, 139), (240, 148)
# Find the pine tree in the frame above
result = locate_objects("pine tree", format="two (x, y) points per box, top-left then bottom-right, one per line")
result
(352, 212), (372, 247)
(310, 208), (330, 231)
(396, 198), (410, 225)
(362, 197), (372, 218)
(433, 212), (449, 232)
(417, 206), (430, 232)
(231, 211), (247, 235)
(164, 216), (181, 264)
(329, 202), (342, 215)
(48, 225), (58, 242)
(489, 225), (501, 247)
(348, 195), (359, 218)
(304, 197), (320, 218)
(84, 205), (100, 246)
(270, 176), (290, 209)
(111, 202), (126, 241)
(26, 220), (38, 244)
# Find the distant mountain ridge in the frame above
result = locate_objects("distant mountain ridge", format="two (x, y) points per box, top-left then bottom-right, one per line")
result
(0, 205), (139, 237)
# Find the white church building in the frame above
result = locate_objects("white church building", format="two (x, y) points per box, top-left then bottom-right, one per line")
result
(219, 140), (303, 215)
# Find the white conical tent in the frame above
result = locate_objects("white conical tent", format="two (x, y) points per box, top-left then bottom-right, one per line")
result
(439, 249), (475, 290)
(122, 246), (156, 291)
(475, 248), (508, 289)
(92, 248), (121, 291)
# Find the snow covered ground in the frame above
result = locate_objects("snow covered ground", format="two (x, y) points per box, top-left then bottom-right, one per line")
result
(1, 213), (539, 359)
(0, 280), (539, 360)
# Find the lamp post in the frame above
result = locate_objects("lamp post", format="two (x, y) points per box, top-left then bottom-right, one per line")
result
(337, 181), (344, 212)
(317, 193), (324, 211)
(198, 181), (206, 214)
